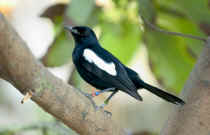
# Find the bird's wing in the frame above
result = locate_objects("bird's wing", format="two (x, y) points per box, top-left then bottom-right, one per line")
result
(80, 48), (142, 101)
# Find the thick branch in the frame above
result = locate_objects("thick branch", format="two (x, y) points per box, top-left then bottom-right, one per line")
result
(0, 13), (126, 135)
(161, 38), (210, 135)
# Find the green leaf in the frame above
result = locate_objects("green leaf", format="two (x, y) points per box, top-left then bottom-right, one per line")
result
(157, 13), (205, 57)
(0, 130), (15, 135)
(138, 0), (156, 21)
(40, 4), (67, 23)
(40, 3), (74, 67)
(42, 30), (73, 67)
(40, 4), (67, 35)
(100, 20), (141, 64)
(157, 0), (210, 23)
(67, 0), (95, 25)
(41, 1), (97, 67)
(140, 3), (205, 93)
(145, 30), (195, 93)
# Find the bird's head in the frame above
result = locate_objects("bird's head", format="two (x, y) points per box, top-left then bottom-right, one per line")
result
(64, 26), (98, 45)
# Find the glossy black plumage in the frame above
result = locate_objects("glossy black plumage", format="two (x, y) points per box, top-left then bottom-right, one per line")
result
(65, 26), (185, 105)
(125, 67), (185, 105)
(71, 27), (142, 101)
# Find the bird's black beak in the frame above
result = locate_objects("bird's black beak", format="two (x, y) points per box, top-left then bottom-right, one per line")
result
(64, 25), (73, 31)
(64, 25), (78, 34)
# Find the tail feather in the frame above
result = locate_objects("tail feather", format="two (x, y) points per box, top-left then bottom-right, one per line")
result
(125, 67), (185, 105)
(125, 90), (143, 101)
(141, 82), (185, 105)
(118, 78), (143, 101)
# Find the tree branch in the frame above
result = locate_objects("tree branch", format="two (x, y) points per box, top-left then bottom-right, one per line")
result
(161, 37), (210, 135)
(142, 16), (207, 42)
(0, 13), (127, 135)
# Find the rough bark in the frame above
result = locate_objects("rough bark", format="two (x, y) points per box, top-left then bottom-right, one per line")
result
(0, 13), (127, 135)
(161, 37), (210, 135)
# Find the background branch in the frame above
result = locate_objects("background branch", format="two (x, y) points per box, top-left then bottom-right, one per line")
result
(0, 13), (127, 135)
(161, 37), (210, 135)
(142, 16), (207, 42)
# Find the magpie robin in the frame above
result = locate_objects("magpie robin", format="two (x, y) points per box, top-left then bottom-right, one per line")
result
(64, 26), (185, 107)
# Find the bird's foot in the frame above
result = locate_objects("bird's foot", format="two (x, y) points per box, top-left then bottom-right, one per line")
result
(83, 91), (100, 99)
(92, 91), (100, 97)
(81, 90), (112, 116)
(84, 92), (94, 98)
(78, 90), (97, 108)
(95, 102), (112, 117)
(104, 110), (112, 117)
(80, 89), (97, 98)
(96, 103), (106, 110)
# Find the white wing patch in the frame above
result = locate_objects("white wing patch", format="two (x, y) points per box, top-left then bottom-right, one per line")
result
(83, 49), (117, 76)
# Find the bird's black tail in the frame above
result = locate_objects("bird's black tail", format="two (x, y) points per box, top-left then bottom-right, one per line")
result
(140, 81), (185, 105)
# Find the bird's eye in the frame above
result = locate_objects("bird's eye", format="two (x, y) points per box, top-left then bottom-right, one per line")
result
(77, 28), (88, 36)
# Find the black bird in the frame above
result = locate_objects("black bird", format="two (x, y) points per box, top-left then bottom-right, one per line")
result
(64, 26), (185, 107)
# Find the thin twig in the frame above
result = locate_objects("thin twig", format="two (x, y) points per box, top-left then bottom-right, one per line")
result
(142, 16), (207, 42)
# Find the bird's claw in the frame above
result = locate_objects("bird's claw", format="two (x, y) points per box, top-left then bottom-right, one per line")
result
(84, 93), (94, 98)
(82, 91), (112, 117)
(83, 91), (100, 98)
(104, 110), (112, 117)
(95, 103), (112, 117)
(96, 103), (106, 110)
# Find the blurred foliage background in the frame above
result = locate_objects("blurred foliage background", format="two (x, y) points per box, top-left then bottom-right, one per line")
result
(0, 0), (209, 135)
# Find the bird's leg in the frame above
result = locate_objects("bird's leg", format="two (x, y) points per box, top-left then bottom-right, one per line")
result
(104, 90), (118, 105)
(92, 87), (115, 97)
(77, 89), (98, 108)
(83, 88), (114, 99)
(96, 90), (118, 110)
